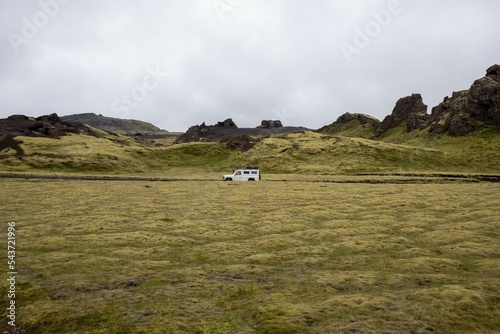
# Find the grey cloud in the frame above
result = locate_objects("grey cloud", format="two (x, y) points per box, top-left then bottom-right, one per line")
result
(0, 0), (499, 131)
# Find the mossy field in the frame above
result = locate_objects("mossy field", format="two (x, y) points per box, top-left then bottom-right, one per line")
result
(1, 178), (499, 333)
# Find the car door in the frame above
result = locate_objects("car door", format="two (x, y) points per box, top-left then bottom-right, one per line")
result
(234, 171), (243, 181)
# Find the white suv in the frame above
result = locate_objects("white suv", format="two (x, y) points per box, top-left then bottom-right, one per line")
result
(222, 166), (261, 181)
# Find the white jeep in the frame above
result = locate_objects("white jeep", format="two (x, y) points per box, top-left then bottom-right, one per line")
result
(222, 166), (261, 181)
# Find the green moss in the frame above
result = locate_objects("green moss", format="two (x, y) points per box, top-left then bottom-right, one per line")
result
(1, 126), (499, 176)
(321, 119), (377, 139)
(2, 180), (500, 333)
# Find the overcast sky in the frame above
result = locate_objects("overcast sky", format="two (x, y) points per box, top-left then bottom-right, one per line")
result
(1, 0), (499, 131)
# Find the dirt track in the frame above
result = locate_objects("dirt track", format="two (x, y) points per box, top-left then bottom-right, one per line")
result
(1, 173), (499, 183)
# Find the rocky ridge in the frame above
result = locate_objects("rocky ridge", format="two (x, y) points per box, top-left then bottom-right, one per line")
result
(0, 113), (103, 138)
(319, 64), (500, 138)
(61, 113), (169, 135)
(174, 118), (239, 144)
(0, 113), (112, 158)
(174, 119), (308, 150)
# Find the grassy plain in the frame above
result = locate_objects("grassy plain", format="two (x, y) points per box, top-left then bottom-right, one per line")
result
(1, 178), (499, 333)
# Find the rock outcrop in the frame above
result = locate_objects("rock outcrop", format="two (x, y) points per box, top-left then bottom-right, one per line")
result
(174, 118), (238, 144)
(0, 113), (112, 158)
(376, 94), (429, 136)
(214, 119), (238, 129)
(175, 118), (308, 144)
(0, 113), (100, 138)
(258, 120), (283, 129)
(429, 64), (500, 136)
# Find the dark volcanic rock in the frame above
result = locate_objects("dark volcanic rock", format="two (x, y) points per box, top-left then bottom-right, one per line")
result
(175, 118), (309, 145)
(429, 91), (471, 136)
(376, 94), (429, 136)
(429, 64), (500, 136)
(318, 65), (500, 138)
(0, 113), (97, 139)
(0, 135), (24, 158)
(258, 120), (283, 129)
(469, 64), (500, 126)
(215, 118), (238, 128)
(174, 118), (239, 144)
(0, 113), (113, 160)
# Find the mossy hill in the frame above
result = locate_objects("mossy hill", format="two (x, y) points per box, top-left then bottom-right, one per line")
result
(61, 113), (170, 135)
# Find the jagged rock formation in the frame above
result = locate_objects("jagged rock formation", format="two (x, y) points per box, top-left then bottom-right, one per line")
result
(175, 118), (308, 144)
(429, 64), (500, 136)
(319, 65), (500, 138)
(217, 119), (237, 128)
(174, 118), (238, 144)
(337, 113), (380, 127)
(258, 120), (283, 129)
(376, 94), (429, 136)
(174, 118), (257, 152)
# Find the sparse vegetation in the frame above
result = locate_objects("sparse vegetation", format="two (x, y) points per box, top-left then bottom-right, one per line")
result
(1, 179), (499, 333)
(2, 129), (499, 177)
(60, 113), (171, 135)
(1, 111), (500, 333)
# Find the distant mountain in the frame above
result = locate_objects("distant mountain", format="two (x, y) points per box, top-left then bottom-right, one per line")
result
(319, 64), (500, 138)
(61, 113), (169, 135)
